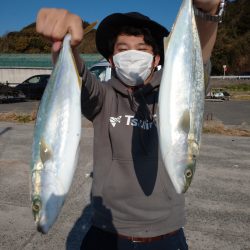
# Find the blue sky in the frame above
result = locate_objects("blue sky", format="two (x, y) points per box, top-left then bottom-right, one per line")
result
(0, 0), (182, 36)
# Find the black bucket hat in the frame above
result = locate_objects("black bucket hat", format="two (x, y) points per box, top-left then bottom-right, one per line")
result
(96, 12), (169, 65)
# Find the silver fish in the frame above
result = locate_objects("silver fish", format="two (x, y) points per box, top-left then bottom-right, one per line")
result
(30, 34), (82, 233)
(158, 0), (204, 194)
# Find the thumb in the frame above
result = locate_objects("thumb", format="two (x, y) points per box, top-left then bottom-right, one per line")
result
(52, 40), (62, 53)
(52, 41), (62, 65)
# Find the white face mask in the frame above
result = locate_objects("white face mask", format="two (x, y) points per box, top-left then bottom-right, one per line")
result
(113, 50), (154, 87)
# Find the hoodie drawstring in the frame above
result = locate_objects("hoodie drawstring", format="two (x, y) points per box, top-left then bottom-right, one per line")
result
(127, 89), (156, 155)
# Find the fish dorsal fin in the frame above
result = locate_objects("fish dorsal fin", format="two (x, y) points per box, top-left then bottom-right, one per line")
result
(39, 138), (52, 164)
(84, 21), (98, 36)
(180, 109), (190, 134)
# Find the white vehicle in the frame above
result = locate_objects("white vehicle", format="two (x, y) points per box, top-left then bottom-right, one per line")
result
(213, 92), (224, 99)
(89, 59), (162, 82)
(89, 59), (111, 81)
(206, 88), (230, 101)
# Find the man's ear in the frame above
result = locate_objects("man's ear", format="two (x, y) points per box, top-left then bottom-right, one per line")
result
(153, 55), (161, 67)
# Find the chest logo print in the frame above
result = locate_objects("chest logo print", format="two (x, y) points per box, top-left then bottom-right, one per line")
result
(110, 116), (122, 127)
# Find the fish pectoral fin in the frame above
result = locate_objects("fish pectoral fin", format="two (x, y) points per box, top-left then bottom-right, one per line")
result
(179, 109), (190, 134)
(39, 138), (53, 164)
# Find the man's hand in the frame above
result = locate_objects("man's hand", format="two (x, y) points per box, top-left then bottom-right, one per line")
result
(193, 0), (222, 63)
(193, 0), (221, 14)
(36, 8), (84, 71)
(36, 8), (84, 50)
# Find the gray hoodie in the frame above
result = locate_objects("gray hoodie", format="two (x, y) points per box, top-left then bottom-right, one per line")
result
(81, 64), (186, 237)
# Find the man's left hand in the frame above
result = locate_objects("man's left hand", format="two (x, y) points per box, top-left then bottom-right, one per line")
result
(193, 0), (222, 14)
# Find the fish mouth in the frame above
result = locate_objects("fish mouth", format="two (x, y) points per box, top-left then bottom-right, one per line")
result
(37, 224), (47, 234)
(37, 219), (50, 234)
(33, 191), (65, 234)
(32, 196), (49, 234)
(35, 210), (51, 234)
(182, 181), (190, 193)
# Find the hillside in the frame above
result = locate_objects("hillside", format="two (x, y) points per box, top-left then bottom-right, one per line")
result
(0, 0), (249, 74)
(211, 0), (250, 74)
(0, 21), (98, 54)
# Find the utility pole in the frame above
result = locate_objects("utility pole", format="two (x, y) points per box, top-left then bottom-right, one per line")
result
(223, 65), (227, 79)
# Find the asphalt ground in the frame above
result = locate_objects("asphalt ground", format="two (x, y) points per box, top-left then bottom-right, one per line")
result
(1, 99), (250, 126)
(0, 100), (250, 250)
(204, 100), (250, 126)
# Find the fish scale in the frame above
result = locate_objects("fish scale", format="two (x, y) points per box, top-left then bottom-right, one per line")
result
(158, 0), (204, 194)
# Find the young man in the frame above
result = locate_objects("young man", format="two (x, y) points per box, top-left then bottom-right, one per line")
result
(36, 1), (223, 249)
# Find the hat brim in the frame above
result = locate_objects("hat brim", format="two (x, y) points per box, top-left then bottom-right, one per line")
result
(96, 13), (169, 65)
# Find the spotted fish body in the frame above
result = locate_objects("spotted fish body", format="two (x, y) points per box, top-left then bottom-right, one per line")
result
(158, 0), (204, 194)
(31, 34), (82, 233)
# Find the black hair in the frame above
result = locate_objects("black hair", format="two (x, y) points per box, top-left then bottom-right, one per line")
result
(107, 25), (160, 58)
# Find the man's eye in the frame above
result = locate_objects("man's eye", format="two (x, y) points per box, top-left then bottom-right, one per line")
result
(118, 49), (128, 52)
(139, 48), (151, 52)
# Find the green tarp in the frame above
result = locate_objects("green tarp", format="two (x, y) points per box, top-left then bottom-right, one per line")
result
(0, 53), (103, 68)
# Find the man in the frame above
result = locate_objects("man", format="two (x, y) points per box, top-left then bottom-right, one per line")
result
(36, 1), (223, 249)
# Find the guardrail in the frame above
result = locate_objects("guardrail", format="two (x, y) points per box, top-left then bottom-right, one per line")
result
(211, 75), (250, 79)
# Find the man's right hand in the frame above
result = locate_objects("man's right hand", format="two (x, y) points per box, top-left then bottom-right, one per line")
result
(36, 8), (84, 70)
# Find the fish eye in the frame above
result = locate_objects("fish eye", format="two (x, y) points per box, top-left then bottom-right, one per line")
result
(32, 197), (42, 213)
(185, 169), (193, 179)
(33, 204), (40, 212)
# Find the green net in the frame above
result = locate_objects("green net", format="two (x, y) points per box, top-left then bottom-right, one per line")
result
(0, 53), (103, 68)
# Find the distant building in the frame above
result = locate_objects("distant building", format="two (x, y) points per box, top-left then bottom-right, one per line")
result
(0, 53), (102, 86)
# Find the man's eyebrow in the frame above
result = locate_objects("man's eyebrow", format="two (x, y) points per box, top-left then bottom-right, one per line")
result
(116, 42), (128, 46)
(116, 42), (148, 47)
(137, 42), (148, 46)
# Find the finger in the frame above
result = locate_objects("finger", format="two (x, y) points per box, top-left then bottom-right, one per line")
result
(43, 9), (69, 40)
(36, 8), (62, 37)
(67, 14), (84, 47)
(36, 8), (68, 41)
(52, 41), (62, 53)
(36, 8), (50, 34)
(52, 41), (62, 65)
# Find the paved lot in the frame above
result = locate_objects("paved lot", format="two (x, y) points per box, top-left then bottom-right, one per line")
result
(1, 99), (250, 126)
(0, 100), (250, 250)
(204, 100), (250, 126)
